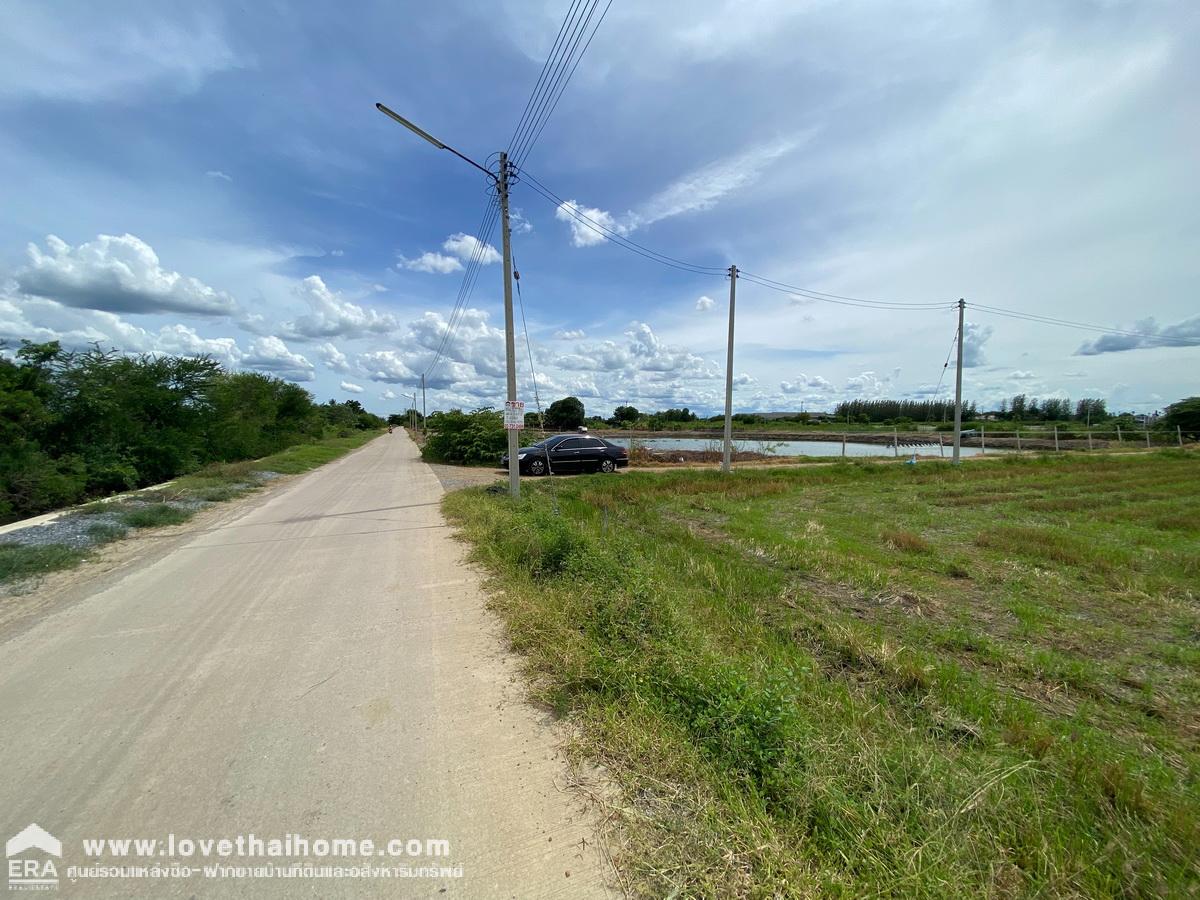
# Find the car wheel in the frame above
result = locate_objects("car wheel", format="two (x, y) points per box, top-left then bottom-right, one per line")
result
(529, 458), (547, 476)
(599, 458), (616, 474)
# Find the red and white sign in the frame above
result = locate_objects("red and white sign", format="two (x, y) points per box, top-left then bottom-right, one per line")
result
(503, 400), (525, 430)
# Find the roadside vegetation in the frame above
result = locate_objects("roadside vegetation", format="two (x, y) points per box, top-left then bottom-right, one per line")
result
(445, 451), (1200, 897)
(0, 340), (386, 524)
(0, 431), (378, 589)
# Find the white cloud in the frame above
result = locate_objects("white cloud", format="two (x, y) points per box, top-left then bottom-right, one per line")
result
(510, 208), (533, 234)
(317, 341), (350, 372)
(329, 249), (344, 257)
(340, 380), (364, 394)
(408, 309), (507, 378)
(400, 252), (463, 274)
(359, 349), (418, 385)
(695, 295), (715, 311)
(961, 322), (992, 368)
(554, 200), (628, 247)
(780, 374), (833, 394)
(635, 136), (802, 227)
(16, 234), (237, 316)
(204, 170), (232, 182)
(0, 4), (239, 102)
(845, 371), (896, 399)
(1075, 315), (1200, 355)
(554, 328), (586, 340)
(281, 276), (399, 340)
(441, 233), (501, 265)
(380, 389), (398, 400)
(242, 336), (314, 382)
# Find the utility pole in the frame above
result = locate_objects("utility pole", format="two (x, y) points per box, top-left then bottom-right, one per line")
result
(952, 298), (965, 464)
(498, 152), (520, 499)
(420, 373), (426, 432)
(375, 102), (521, 498)
(721, 265), (738, 474)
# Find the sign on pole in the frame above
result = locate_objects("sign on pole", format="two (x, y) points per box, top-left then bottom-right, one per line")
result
(504, 400), (525, 430)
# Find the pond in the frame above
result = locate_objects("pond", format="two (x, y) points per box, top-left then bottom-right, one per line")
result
(609, 437), (996, 458)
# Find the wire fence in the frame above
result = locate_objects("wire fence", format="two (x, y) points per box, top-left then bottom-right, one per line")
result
(584, 425), (1191, 462)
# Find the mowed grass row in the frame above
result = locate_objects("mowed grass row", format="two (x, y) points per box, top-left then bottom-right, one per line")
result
(444, 451), (1200, 898)
(0, 432), (381, 587)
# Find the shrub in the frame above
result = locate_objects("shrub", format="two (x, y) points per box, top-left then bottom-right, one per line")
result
(421, 408), (509, 465)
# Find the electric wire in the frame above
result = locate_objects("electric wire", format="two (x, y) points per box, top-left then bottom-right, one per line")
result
(738, 272), (956, 309)
(506, 0), (585, 154)
(521, 171), (727, 274)
(926, 322), (960, 423)
(515, 0), (613, 167)
(422, 196), (500, 379)
(510, 0), (600, 166)
(969, 303), (1200, 347)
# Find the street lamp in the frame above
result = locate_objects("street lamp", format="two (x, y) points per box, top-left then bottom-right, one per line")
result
(376, 102), (522, 499)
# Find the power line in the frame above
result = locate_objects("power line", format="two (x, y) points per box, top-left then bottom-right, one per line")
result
(423, 197), (500, 379)
(508, 0), (603, 166)
(738, 273), (955, 311)
(515, 0), (613, 167)
(969, 303), (1200, 347)
(506, 0), (586, 154)
(520, 170), (727, 274)
(737, 272), (956, 310)
(511, 1), (600, 165)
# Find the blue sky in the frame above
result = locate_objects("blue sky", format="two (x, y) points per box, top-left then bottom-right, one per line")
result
(1, 0), (1196, 416)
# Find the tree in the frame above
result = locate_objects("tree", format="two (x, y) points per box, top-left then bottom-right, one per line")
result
(1160, 397), (1200, 437)
(1075, 398), (1107, 424)
(610, 405), (639, 425)
(545, 396), (585, 430)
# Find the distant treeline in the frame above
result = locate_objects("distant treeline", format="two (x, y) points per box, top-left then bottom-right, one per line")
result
(0, 341), (384, 523)
(833, 399), (979, 424)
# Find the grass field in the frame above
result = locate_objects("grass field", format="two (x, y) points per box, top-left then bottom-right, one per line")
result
(0, 431), (381, 588)
(444, 451), (1200, 898)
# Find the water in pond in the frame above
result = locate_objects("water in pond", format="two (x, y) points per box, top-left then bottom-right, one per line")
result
(609, 437), (995, 458)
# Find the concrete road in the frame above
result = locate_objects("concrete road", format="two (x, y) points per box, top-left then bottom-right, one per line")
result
(0, 432), (612, 897)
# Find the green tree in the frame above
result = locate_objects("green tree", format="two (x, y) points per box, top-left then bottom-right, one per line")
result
(545, 396), (585, 430)
(610, 405), (639, 425)
(1160, 397), (1200, 437)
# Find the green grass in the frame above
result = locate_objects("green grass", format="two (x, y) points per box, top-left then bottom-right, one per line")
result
(1, 431), (381, 588)
(119, 503), (195, 529)
(249, 432), (377, 474)
(0, 544), (88, 583)
(444, 451), (1200, 898)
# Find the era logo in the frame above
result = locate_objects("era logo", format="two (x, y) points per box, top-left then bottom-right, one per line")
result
(6, 824), (60, 891)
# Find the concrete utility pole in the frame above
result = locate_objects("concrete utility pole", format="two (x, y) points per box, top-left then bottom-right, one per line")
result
(420, 373), (426, 432)
(952, 298), (965, 464)
(721, 265), (738, 474)
(375, 102), (521, 498)
(498, 152), (520, 499)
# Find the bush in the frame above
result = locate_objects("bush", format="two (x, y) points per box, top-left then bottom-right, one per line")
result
(421, 408), (508, 465)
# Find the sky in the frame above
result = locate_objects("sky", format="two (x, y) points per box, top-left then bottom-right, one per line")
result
(1, 0), (1197, 417)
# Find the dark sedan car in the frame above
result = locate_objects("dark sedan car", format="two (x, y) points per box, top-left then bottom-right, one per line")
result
(501, 434), (629, 475)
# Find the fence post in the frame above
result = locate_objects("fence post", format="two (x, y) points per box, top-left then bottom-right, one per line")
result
(1054, 426), (1059, 452)
(1117, 425), (1123, 443)
(981, 426), (986, 455)
(1016, 429), (1022, 452)
(1145, 428), (1151, 449)
(939, 435), (944, 457)
(1087, 428), (1093, 451)
(841, 433), (846, 457)
(1179, 425), (1184, 447)
(893, 426), (898, 457)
